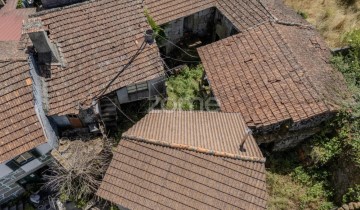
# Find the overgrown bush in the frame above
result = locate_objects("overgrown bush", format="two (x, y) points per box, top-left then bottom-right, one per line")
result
(267, 153), (335, 210)
(166, 65), (203, 110)
(268, 25), (360, 210)
(313, 29), (360, 167)
(343, 185), (360, 203)
(310, 112), (360, 166)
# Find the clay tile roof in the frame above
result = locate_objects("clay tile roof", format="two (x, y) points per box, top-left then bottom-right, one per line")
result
(123, 110), (264, 160)
(0, 0), (36, 41)
(97, 111), (267, 209)
(259, 0), (309, 25)
(144, 0), (272, 29)
(30, 0), (164, 115)
(198, 22), (348, 128)
(0, 42), (46, 163)
(216, 0), (271, 30)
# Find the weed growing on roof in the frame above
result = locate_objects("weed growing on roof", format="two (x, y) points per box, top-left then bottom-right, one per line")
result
(297, 10), (308, 19)
(144, 9), (167, 45)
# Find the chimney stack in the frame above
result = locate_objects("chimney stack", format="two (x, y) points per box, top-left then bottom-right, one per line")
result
(240, 127), (253, 152)
(23, 18), (60, 64)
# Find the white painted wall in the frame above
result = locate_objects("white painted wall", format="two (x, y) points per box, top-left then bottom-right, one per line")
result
(0, 163), (12, 179)
(35, 143), (52, 155)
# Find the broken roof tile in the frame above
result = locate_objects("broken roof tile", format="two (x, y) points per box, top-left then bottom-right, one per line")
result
(198, 21), (347, 128)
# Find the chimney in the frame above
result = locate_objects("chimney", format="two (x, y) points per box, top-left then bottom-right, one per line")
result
(240, 127), (253, 152)
(23, 18), (60, 64)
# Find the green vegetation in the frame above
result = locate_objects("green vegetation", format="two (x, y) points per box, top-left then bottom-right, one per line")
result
(166, 65), (204, 110)
(267, 152), (334, 210)
(343, 185), (360, 203)
(284, 0), (360, 47)
(317, 30), (360, 166)
(297, 11), (308, 19)
(16, 0), (23, 8)
(310, 112), (360, 167)
(268, 29), (360, 208)
(144, 9), (167, 45)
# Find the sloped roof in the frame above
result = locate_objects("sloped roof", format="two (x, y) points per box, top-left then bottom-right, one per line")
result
(144, 0), (271, 30)
(124, 110), (264, 160)
(29, 0), (164, 115)
(0, 42), (46, 163)
(216, 0), (271, 30)
(198, 22), (348, 128)
(0, 0), (35, 41)
(259, 0), (310, 25)
(97, 111), (267, 209)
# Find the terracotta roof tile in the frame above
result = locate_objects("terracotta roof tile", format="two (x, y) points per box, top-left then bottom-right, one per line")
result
(30, 0), (164, 115)
(97, 111), (267, 209)
(0, 42), (46, 163)
(123, 110), (264, 160)
(216, 0), (271, 30)
(274, 24), (349, 110)
(259, 0), (309, 25)
(144, 0), (272, 30)
(198, 22), (336, 128)
(144, 0), (216, 25)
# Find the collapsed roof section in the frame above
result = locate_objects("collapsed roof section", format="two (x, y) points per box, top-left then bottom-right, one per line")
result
(97, 111), (268, 209)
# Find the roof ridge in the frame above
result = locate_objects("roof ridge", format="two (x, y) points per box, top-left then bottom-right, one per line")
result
(149, 110), (243, 115)
(122, 135), (266, 163)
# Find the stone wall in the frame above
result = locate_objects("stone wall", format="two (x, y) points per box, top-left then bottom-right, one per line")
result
(0, 154), (53, 205)
(331, 156), (360, 204)
(256, 112), (336, 151)
(161, 7), (235, 54)
(337, 202), (360, 210)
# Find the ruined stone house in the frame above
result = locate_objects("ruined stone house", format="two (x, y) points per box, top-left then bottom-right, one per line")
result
(16, 0), (348, 150)
(143, 0), (350, 150)
(0, 0), (351, 205)
(22, 0), (167, 134)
